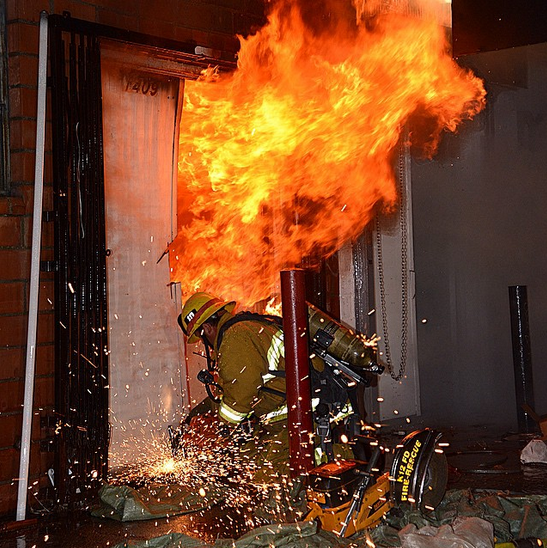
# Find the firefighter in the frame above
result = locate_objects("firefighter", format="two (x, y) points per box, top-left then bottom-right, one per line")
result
(178, 291), (297, 481)
(178, 291), (357, 481)
(179, 292), (288, 428)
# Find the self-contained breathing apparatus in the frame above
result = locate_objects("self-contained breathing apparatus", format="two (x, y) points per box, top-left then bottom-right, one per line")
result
(187, 304), (383, 442)
(192, 304), (382, 397)
(172, 302), (382, 458)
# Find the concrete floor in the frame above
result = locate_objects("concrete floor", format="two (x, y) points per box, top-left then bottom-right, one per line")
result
(1, 425), (546, 548)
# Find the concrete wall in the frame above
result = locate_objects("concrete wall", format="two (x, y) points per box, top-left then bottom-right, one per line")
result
(412, 42), (547, 430)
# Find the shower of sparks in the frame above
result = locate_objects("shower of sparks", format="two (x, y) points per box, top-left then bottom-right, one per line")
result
(106, 415), (304, 528)
(365, 531), (376, 548)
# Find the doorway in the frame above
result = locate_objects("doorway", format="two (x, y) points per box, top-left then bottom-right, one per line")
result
(49, 15), (233, 501)
(101, 43), (185, 467)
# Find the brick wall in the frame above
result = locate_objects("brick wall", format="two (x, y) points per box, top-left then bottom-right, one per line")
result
(0, 0), (264, 518)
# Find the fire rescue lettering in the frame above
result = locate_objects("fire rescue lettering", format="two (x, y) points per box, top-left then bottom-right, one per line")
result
(397, 439), (422, 501)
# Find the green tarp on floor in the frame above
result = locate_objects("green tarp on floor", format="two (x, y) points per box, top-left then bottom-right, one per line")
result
(94, 485), (547, 548)
(92, 483), (228, 521)
(111, 521), (346, 548)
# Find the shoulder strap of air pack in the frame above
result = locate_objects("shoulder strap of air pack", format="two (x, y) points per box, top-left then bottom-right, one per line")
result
(217, 312), (286, 398)
(216, 312), (283, 350)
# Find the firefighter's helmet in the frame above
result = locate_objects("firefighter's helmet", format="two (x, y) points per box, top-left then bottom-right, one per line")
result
(179, 292), (236, 344)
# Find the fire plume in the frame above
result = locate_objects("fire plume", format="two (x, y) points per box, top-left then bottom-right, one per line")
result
(170, 0), (485, 305)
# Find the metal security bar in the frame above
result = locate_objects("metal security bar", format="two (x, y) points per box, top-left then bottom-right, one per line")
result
(49, 17), (110, 505)
(0, 0), (9, 194)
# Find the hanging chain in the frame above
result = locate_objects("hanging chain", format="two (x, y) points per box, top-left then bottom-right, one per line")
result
(376, 148), (409, 381)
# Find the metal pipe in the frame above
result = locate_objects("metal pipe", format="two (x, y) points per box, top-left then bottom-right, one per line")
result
(280, 269), (314, 476)
(16, 11), (49, 522)
(508, 285), (536, 433)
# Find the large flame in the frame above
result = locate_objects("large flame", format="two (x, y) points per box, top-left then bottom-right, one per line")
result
(170, 0), (485, 306)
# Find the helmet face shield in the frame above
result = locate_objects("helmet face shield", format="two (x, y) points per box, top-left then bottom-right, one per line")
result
(179, 292), (236, 344)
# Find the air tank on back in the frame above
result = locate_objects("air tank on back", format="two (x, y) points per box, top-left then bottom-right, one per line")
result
(307, 302), (377, 371)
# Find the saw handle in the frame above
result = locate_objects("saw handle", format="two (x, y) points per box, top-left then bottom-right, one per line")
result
(339, 445), (383, 537)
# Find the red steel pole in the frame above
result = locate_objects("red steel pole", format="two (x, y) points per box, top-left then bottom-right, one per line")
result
(280, 269), (314, 476)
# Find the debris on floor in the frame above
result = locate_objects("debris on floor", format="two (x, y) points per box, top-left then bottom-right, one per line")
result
(398, 516), (494, 548)
(520, 439), (547, 465)
(369, 489), (547, 546)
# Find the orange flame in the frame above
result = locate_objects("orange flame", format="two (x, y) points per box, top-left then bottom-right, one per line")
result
(170, 0), (485, 306)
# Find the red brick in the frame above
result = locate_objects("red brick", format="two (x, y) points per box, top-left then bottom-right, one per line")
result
(9, 151), (36, 183)
(40, 219), (54, 249)
(0, 379), (24, 413)
(0, 249), (30, 280)
(0, 282), (26, 315)
(9, 118), (37, 150)
(8, 55), (39, 88)
(25, 212), (55, 250)
(6, 0), (49, 21)
(0, 412), (41, 447)
(190, 29), (209, 44)
(0, 447), (20, 480)
(6, 21), (39, 56)
(0, 216), (23, 247)
(0, 347), (25, 380)
(9, 87), (38, 119)
(16, 181), (53, 218)
(40, 246), (54, 263)
(140, 18), (177, 41)
(0, 217), (21, 247)
(0, 482), (17, 516)
(173, 25), (195, 44)
(10, 196), (27, 216)
(21, 215), (31, 248)
(0, 199), (9, 215)
(34, 375), (55, 408)
(91, 0), (139, 10)
(0, 376), (53, 415)
(51, 0), (97, 22)
(139, 0), (179, 25)
(38, 280), (54, 312)
(0, 414), (20, 447)
(37, 312), (54, 345)
(36, 344), (54, 377)
(0, 314), (26, 347)
(15, 183), (34, 211)
(40, 270), (54, 283)
(0, 345), (54, 381)
(43, 182), (53, 212)
(95, 8), (140, 33)
(0, 413), (40, 447)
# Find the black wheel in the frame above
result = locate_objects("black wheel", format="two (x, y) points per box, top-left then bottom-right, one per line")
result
(419, 451), (448, 511)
